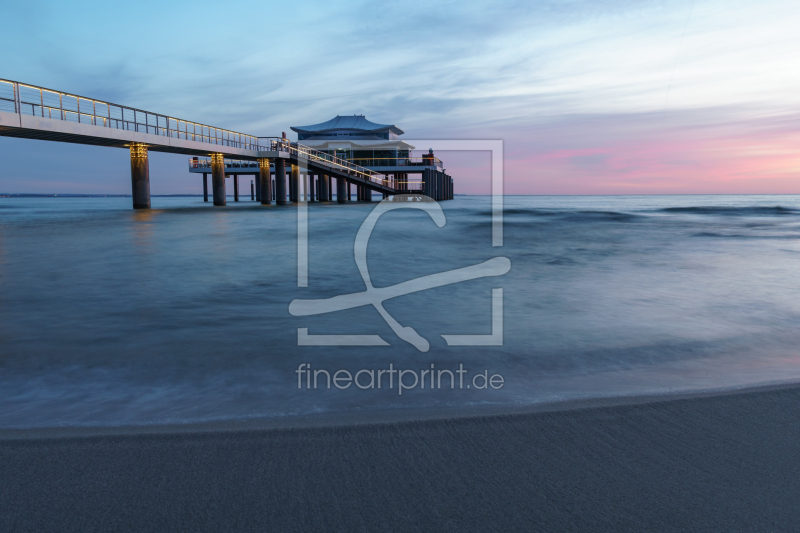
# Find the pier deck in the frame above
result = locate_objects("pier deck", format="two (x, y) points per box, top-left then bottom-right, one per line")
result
(0, 79), (453, 207)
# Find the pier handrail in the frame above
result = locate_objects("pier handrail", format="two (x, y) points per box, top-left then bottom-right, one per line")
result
(289, 142), (389, 186)
(189, 158), (260, 169)
(256, 138), (390, 187)
(349, 157), (443, 167)
(0, 78), (390, 188)
(189, 146), (392, 189)
(0, 78), (268, 151)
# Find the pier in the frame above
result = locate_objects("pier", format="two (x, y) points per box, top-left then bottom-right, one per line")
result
(0, 80), (454, 208)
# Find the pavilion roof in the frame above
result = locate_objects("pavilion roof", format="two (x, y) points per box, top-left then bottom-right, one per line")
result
(291, 115), (404, 135)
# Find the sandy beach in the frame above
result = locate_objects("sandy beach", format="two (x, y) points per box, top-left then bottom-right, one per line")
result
(2, 384), (799, 532)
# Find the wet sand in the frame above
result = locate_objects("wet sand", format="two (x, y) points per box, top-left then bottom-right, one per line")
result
(2, 384), (800, 532)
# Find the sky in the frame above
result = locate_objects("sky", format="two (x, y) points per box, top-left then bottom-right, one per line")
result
(0, 0), (799, 195)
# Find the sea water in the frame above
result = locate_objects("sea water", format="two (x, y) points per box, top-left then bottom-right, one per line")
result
(2, 194), (800, 428)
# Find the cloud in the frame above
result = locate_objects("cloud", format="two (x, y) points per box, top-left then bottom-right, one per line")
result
(1, 0), (799, 194)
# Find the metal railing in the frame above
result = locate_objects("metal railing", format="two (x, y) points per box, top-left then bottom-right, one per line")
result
(189, 147), (392, 189)
(396, 179), (424, 190)
(0, 78), (391, 188)
(275, 140), (391, 188)
(349, 157), (442, 167)
(0, 78), (266, 151)
(189, 158), (260, 170)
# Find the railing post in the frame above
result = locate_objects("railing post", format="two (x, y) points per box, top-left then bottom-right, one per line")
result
(13, 82), (20, 114)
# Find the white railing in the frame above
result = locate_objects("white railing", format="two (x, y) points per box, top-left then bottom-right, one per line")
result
(189, 158), (260, 170)
(0, 78), (267, 151)
(237, 139), (391, 188)
(286, 141), (390, 187)
(0, 78), (391, 188)
(188, 149), (392, 189)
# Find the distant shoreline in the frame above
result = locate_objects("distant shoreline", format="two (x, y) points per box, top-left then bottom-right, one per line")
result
(0, 193), (201, 198)
(3, 193), (800, 198)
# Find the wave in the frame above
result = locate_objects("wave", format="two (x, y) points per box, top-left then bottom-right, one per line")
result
(692, 232), (750, 238)
(658, 206), (798, 216)
(570, 210), (642, 221)
(692, 231), (800, 239)
(480, 208), (559, 217)
(480, 208), (642, 222)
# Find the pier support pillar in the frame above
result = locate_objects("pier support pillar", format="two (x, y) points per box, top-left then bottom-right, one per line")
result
(203, 173), (208, 202)
(275, 158), (287, 205)
(290, 164), (300, 203)
(309, 173), (315, 202)
(234, 174), (239, 202)
(321, 175), (330, 201)
(259, 159), (272, 205)
(254, 171), (261, 201)
(130, 143), (150, 209)
(337, 177), (346, 204)
(211, 153), (226, 206)
(251, 180), (254, 201)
